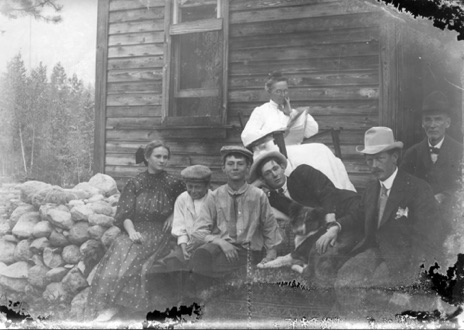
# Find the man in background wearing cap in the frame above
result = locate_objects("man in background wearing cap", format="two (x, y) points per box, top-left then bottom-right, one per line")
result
(400, 91), (462, 207)
(250, 150), (361, 288)
(189, 146), (282, 294)
(334, 127), (445, 317)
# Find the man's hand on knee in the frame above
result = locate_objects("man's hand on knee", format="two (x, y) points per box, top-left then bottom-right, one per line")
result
(213, 238), (238, 262)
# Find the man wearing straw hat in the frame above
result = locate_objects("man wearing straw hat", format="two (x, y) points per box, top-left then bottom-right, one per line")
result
(333, 127), (445, 317)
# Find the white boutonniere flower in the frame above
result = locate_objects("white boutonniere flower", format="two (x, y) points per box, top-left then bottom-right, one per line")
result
(395, 207), (409, 220)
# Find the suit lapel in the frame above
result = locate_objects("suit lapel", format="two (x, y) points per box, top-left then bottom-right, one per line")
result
(434, 136), (449, 167)
(380, 170), (407, 227)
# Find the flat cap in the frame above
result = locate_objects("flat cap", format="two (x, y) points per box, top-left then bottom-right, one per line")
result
(220, 145), (253, 162)
(181, 165), (212, 182)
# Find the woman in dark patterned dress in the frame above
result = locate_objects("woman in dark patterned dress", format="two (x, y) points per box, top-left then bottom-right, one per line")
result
(86, 140), (185, 322)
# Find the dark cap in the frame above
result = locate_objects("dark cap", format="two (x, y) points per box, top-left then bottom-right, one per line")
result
(220, 146), (253, 162)
(181, 165), (212, 183)
(422, 91), (452, 115)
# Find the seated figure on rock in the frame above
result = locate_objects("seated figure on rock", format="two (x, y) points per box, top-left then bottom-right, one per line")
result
(84, 140), (185, 322)
(188, 146), (282, 300)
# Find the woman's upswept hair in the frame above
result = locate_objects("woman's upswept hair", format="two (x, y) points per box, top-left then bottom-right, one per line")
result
(265, 71), (288, 92)
(144, 140), (171, 160)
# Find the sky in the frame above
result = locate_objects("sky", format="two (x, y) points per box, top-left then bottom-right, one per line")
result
(0, 0), (98, 85)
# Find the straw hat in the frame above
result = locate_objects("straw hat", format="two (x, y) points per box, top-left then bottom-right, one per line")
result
(248, 150), (288, 183)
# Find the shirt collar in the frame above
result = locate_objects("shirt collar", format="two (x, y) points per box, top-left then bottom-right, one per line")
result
(379, 167), (398, 190)
(227, 182), (249, 196)
(428, 136), (445, 149)
(269, 99), (280, 109)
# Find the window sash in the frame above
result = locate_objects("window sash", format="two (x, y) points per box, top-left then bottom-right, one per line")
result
(162, 0), (229, 126)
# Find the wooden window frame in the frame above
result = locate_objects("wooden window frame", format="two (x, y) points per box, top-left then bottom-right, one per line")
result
(162, 0), (229, 127)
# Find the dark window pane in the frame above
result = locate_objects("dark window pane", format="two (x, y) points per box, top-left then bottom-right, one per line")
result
(176, 97), (221, 117)
(181, 4), (216, 22)
(178, 31), (222, 90)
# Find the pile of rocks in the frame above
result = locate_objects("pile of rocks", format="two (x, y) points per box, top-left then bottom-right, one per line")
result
(0, 174), (121, 320)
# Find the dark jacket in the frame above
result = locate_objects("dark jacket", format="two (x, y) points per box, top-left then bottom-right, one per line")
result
(400, 136), (462, 199)
(350, 169), (445, 283)
(268, 164), (360, 227)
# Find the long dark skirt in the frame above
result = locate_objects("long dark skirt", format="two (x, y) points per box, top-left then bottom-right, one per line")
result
(85, 221), (171, 319)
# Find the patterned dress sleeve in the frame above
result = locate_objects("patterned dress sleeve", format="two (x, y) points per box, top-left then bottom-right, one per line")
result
(114, 178), (137, 229)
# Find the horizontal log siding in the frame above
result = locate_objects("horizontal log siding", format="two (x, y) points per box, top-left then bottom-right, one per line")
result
(103, 0), (381, 190)
(105, 0), (167, 189)
(228, 0), (381, 189)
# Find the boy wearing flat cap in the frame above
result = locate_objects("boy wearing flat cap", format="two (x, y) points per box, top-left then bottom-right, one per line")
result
(190, 146), (282, 282)
(400, 91), (463, 206)
(161, 164), (213, 267)
(333, 127), (445, 317)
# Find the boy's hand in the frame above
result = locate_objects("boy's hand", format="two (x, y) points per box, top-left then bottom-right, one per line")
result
(214, 238), (238, 262)
(180, 243), (190, 260)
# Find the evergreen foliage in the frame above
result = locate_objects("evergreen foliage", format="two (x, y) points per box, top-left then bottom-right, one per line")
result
(0, 53), (95, 186)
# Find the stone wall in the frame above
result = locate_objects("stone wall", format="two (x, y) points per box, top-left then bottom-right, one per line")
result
(0, 174), (121, 320)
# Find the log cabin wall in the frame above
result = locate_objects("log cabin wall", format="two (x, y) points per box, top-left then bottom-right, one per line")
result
(94, 0), (403, 190)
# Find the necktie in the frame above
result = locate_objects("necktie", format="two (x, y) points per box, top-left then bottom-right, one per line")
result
(429, 147), (440, 154)
(228, 194), (238, 240)
(377, 184), (388, 228)
(277, 187), (285, 195)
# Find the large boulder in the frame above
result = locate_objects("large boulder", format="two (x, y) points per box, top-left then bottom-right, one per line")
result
(70, 205), (94, 222)
(88, 225), (105, 240)
(105, 194), (120, 207)
(88, 214), (114, 228)
(48, 209), (73, 230)
(45, 267), (68, 283)
(68, 222), (90, 245)
(20, 181), (52, 204)
(73, 182), (100, 197)
(0, 262), (30, 293)
(0, 275), (28, 292)
(3, 234), (18, 243)
(62, 245), (82, 264)
(14, 239), (32, 261)
(70, 287), (89, 320)
(31, 186), (68, 207)
(101, 226), (121, 248)
(62, 267), (88, 295)
(43, 247), (65, 269)
(0, 261), (29, 279)
(12, 212), (40, 238)
(0, 239), (16, 264)
(88, 201), (113, 216)
(8, 204), (36, 228)
(32, 221), (53, 238)
(0, 219), (11, 236)
(88, 173), (119, 197)
(43, 282), (69, 303)
(64, 189), (90, 201)
(28, 264), (50, 288)
(68, 200), (85, 208)
(87, 194), (105, 203)
(49, 230), (69, 247)
(29, 237), (50, 254)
